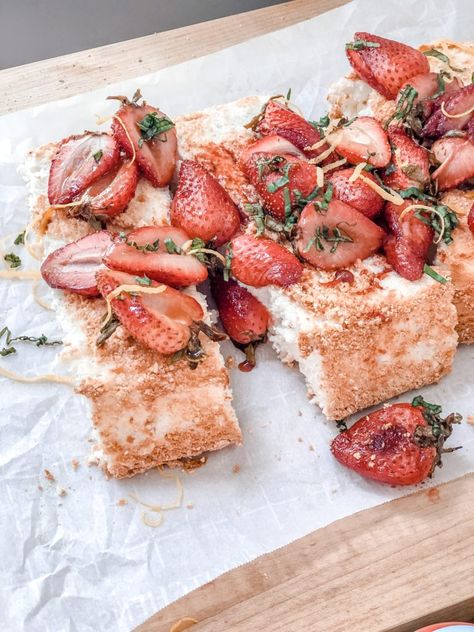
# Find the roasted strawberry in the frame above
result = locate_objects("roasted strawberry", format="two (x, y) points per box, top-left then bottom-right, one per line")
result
(256, 99), (330, 161)
(346, 32), (429, 100)
(230, 233), (303, 288)
(331, 398), (461, 486)
(421, 76), (462, 119)
(103, 225), (208, 287)
(383, 127), (430, 190)
(385, 201), (434, 259)
(383, 233), (424, 281)
(239, 134), (305, 166)
(468, 203), (474, 236)
(111, 98), (177, 187)
(240, 152), (319, 222)
(327, 168), (384, 218)
(211, 276), (269, 345)
(432, 137), (474, 190)
(82, 159), (138, 218)
(398, 72), (439, 102)
(96, 269), (203, 355)
(332, 117), (391, 168)
(295, 199), (384, 270)
(422, 84), (474, 138)
(48, 133), (120, 205)
(41, 231), (113, 296)
(170, 160), (241, 246)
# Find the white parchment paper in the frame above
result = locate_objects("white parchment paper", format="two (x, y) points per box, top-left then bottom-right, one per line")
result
(1, 0), (473, 630)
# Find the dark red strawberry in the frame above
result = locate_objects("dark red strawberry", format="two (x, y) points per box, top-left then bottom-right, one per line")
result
(170, 160), (241, 246)
(212, 276), (270, 345)
(383, 233), (424, 281)
(385, 200), (434, 259)
(82, 159), (138, 218)
(346, 32), (430, 100)
(111, 99), (177, 187)
(327, 168), (384, 218)
(96, 269), (203, 355)
(422, 84), (474, 138)
(331, 398), (460, 486)
(240, 152), (319, 222)
(421, 76), (462, 119)
(383, 127), (430, 190)
(103, 225), (208, 287)
(230, 233), (303, 288)
(48, 133), (120, 205)
(432, 137), (474, 190)
(295, 199), (384, 270)
(239, 134), (305, 166)
(41, 231), (113, 296)
(332, 117), (391, 168)
(468, 203), (474, 236)
(256, 99), (330, 161)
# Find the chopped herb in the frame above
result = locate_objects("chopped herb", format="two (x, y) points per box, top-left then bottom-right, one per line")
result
(286, 88), (292, 101)
(336, 419), (348, 432)
(384, 84), (418, 129)
(4, 253), (21, 268)
(223, 243), (233, 282)
(0, 326), (62, 356)
(414, 204), (458, 244)
(137, 112), (175, 143)
(472, 71), (474, 84)
(257, 154), (285, 180)
(266, 163), (291, 193)
(304, 222), (353, 254)
(186, 237), (209, 264)
(93, 150), (103, 164)
(429, 70), (451, 100)
(135, 275), (152, 286)
(345, 39), (380, 51)
(164, 238), (182, 254)
(309, 113), (330, 132)
(423, 264), (447, 284)
(14, 231), (25, 246)
(412, 395), (442, 418)
(313, 183), (333, 212)
(126, 237), (160, 253)
(398, 187), (437, 203)
(283, 187), (292, 219)
(422, 48), (464, 72)
(96, 314), (121, 347)
(245, 204), (266, 237)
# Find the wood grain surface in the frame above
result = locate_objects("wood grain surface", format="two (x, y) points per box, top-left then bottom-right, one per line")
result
(1, 1), (472, 631)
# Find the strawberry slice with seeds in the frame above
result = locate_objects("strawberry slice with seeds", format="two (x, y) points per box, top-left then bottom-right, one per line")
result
(399, 72), (439, 103)
(257, 99), (331, 161)
(240, 151), (319, 222)
(295, 199), (384, 270)
(48, 133), (120, 205)
(111, 100), (177, 187)
(83, 159), (138, 218)
(230, 233), (303, 288)
(332, 117), (391, 168)
(432, 137), (474, 190)
(170, 160), (241, 246)
(327, 167), (384, 218)
(423, 84), (474, 138)
(383, 127), (430, 190)
(41, 231), (113, 296)
(96, 269), (204, 355)
(331, 399), (460, 486)
(383, 234), (424, 281)
(212, 276), (270, 345)
(239, 134), (305, 166)
(346, 32), (429, 100)
(103, 225), (208, 287)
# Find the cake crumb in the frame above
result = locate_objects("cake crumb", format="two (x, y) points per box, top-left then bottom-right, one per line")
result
(37, 485), (44, 492)
(56, 486), (67, 497)
(297, 437), (303, 443)
(71, 458), (80, 471)
(186, 503), (194, 509)
(298, 411), (303, 417)
(467, 415), (474, 425)
(44, 469), (55, 482)
(232, 464), (241, 474)
(308, 444), (315, 452)
(225, 355), (235, 369)
(117, 498), (128, 507)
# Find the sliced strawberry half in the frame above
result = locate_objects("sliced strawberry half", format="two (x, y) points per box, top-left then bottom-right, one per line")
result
(239, 134), (305, 166)
(422, 84), (474, 138)
(420, 76), (462, 119)
(383, 127), (430, 190)
(385, 200), (434, 259)
(327, 167), (384, 218)
(399, 72), (439, 103)
(48, 133), (120, 205)
(41, 231), (113, 296)
(111, 100), (177, 187)
(432, 137), (474, 190)
(230, 234), (303, 288)
(346, 32), (430, 100)
(295, 199), (384, 270)
(211, 276), (270, 345)
(332, 117), (391, 168)
(383, 234), (424, 281)
(96, 269), (204, 355)
(257, 99), (330, 161)
(240, 151), (319, 221)
(170, 160), (241, 246)
(82, 159), (139, 218)
(103, 225), (208, 287)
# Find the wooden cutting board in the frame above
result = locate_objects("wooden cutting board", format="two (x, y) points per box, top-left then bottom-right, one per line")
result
(1, 1), (473, 630)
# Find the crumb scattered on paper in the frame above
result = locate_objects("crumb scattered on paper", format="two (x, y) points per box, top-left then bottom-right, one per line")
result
(44, 469), (55, 482)
(56, 486), (67, 497)
(309, 444), (315, 452)
(186, 503), (194, 510)
(225, 355), (235, 368)
(71, 458), (80, 471)
(467, 415), (474, 425)
(232, 464), (241, 474)
(117, 499), (128, 507)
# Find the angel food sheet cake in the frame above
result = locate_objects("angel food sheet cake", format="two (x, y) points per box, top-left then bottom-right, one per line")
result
(9, 33), (473, 487)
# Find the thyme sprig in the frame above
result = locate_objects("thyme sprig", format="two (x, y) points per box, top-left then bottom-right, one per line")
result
(304, 222), (353, 254)
(0, 326), (62, 356)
